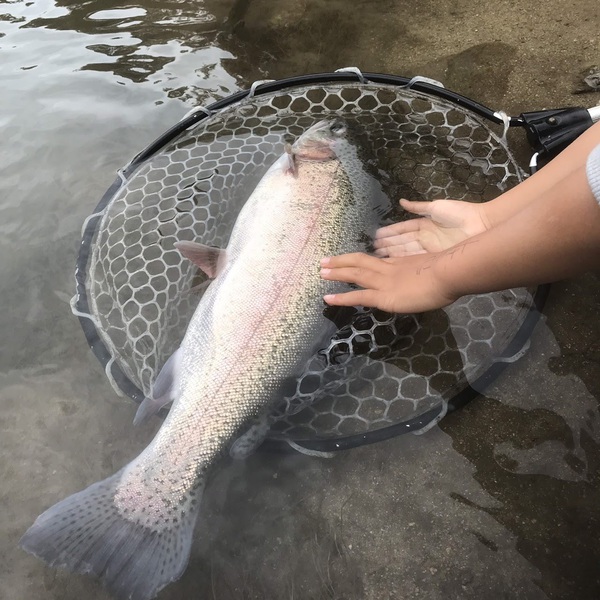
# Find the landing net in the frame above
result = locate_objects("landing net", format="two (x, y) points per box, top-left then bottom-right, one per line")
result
(74, 71), (544, 451)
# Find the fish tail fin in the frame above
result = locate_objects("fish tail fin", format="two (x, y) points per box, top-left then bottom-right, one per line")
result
(20, 469), (201, 600)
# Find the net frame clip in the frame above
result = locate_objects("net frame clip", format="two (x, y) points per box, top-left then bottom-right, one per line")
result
(181, 105), (214, 122)
(335, 67), (368, 84)
(248, 79), (276, 98)
(402, 75), (445, 89)
(589, 105), (600, 123)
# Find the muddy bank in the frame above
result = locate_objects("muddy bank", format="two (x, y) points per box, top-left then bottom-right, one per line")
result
(213, 0), (599, 112)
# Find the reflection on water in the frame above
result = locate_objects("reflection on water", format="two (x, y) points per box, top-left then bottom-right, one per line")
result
(26, 0), (219, 83)
(1, 0), (600, 599)
(1, 0), (237, 101)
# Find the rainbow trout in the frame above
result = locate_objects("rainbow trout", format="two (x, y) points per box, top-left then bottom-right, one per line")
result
(20, 119), (387, 599)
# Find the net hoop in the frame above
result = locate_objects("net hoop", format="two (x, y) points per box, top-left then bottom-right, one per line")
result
(73, 69), (548, 452)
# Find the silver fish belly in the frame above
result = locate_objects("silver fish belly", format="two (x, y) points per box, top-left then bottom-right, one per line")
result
(20, 119), (385, 600)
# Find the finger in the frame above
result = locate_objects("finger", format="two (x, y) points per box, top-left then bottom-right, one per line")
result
(375, 219), (422, 239)
(323, 289), (381, 308)
(374, 231), (421, 248)
(374, 234), (427, 256)
(375, 244), (427, 258)
(320, 265), (381, 289)
(321, 252), (384, 271)
(399, 199), (434, 216)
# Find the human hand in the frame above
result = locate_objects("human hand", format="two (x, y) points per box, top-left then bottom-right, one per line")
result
(320, 251), (458, 313)
(374, 199), (490, 257)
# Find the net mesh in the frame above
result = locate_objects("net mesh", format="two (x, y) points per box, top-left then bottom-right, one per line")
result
(79, 82), (532, 441)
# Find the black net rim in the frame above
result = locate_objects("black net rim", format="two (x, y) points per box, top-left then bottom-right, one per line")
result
(74, 70), (548, 453)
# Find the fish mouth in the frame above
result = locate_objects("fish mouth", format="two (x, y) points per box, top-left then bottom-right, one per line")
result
(291, 119), (349, 161)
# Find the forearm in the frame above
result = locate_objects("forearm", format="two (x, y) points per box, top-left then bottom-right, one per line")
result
(320, 139), (600, 315)
(481, 120), (600, 229)
(433, 163), (600, 298)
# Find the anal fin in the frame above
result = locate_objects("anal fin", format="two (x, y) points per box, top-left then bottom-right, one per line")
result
(230, 414), (271, 459)
(133, 349), (181, 426)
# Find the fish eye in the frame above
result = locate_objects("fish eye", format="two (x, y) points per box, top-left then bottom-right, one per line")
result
(329, 121), (346, 135)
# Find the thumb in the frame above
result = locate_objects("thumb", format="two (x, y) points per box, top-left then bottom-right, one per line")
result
(399, 199), (433, 217)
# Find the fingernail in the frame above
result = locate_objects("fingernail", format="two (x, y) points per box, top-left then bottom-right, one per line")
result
(323, 294), (335, 303)
(320, 257), (330, 266)
(320, 268), (331, 277)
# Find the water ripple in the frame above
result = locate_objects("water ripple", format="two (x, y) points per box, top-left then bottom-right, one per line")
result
(0, 0), (238, 101)
(4, 1), (226, 84)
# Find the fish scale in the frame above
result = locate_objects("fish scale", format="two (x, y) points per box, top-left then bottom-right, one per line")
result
(20, 119), (387, 600)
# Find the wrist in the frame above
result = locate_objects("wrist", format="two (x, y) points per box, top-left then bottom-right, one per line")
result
(428, 239), (482, 304)
(424, 251), (463, 308)
(478, 199), (499, 230)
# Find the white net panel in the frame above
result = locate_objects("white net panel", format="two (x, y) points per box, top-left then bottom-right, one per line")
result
(79, 82), (533, 442)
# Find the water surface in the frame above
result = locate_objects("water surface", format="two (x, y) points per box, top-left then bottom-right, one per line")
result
(1, 1), (599, 599)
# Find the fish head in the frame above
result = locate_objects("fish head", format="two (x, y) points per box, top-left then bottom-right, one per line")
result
(291, 119), (350, 161)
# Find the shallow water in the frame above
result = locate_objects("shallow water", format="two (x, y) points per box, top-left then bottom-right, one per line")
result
(1, 1), (600, 599)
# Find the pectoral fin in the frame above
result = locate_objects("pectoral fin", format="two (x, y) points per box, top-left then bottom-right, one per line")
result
(133, 395), (174, 427)
(174, 241), (226, 279)
(283, 143), (297, 176)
